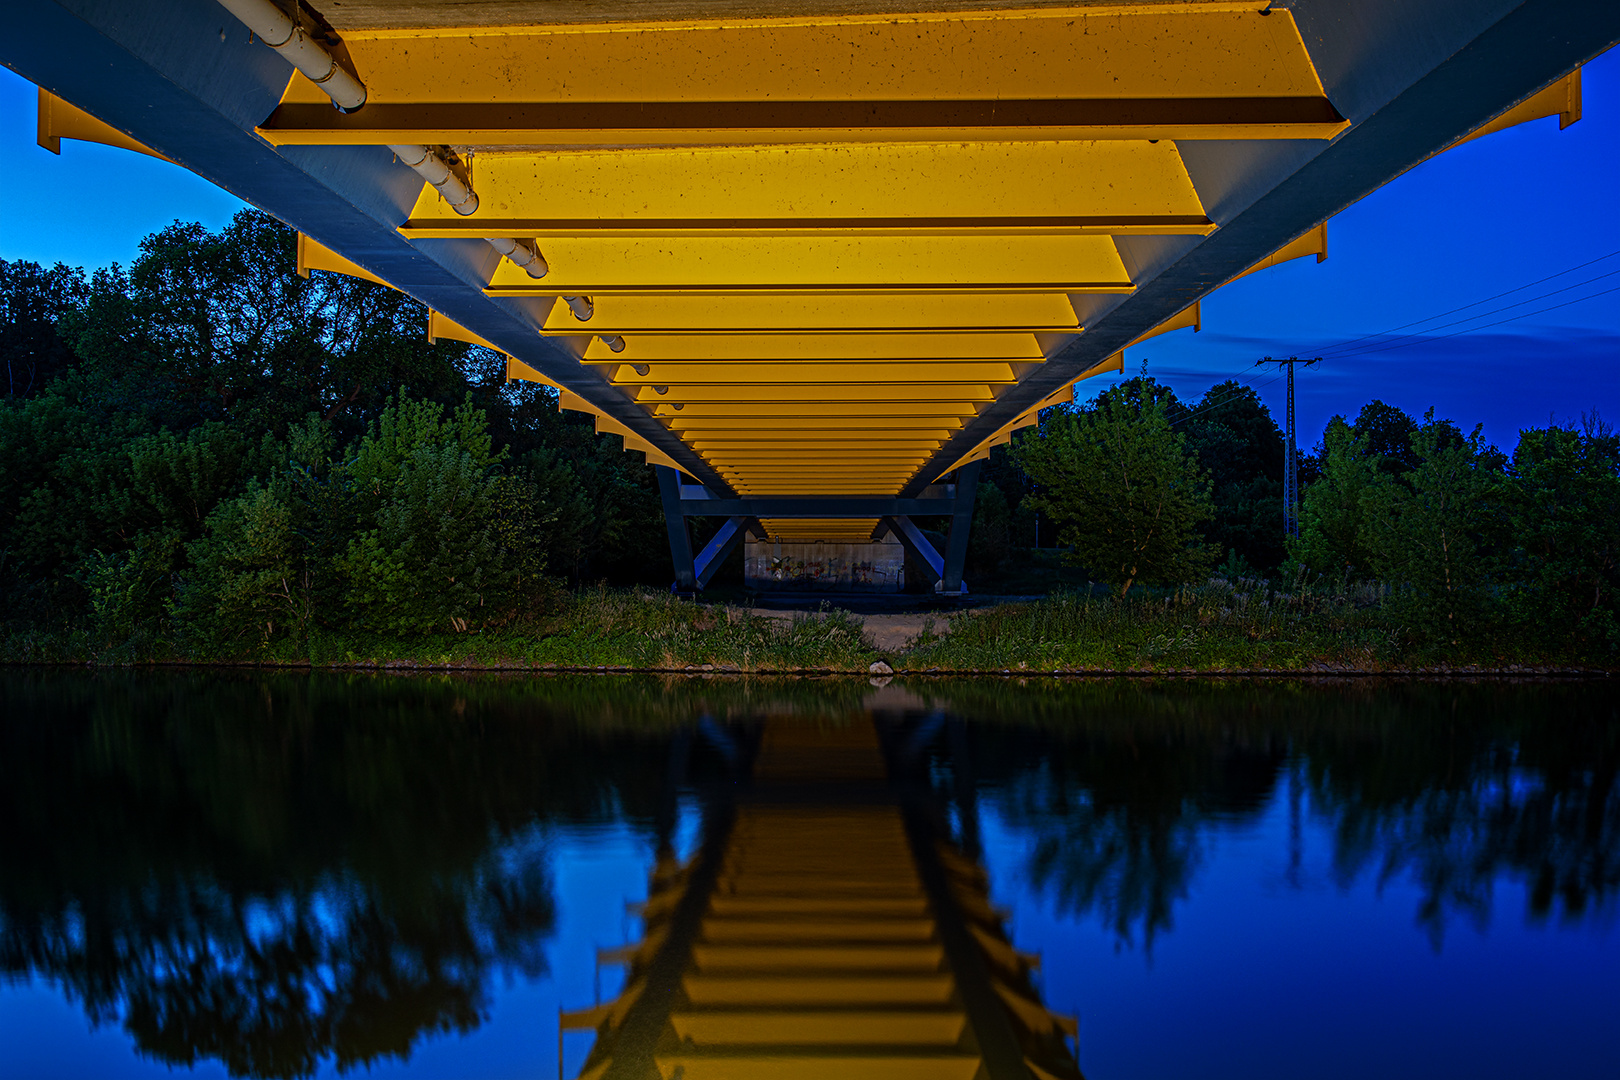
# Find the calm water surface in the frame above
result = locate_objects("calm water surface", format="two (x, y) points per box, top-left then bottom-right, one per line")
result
(0, 672), (1615, 1079)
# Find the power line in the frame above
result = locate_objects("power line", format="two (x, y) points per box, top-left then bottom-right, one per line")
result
(1320, 283), (1620, 359)
(1318, 268), (1620, 359)
(1309, 247), (1620, 355)
(1098, 251), (1620, 433)
(1167, 369), (1287, 428)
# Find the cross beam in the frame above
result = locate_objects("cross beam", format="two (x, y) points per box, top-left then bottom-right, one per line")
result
(658, 467), (983, 593)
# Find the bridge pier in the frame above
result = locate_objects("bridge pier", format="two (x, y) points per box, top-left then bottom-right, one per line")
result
(654, 466), (983, 594)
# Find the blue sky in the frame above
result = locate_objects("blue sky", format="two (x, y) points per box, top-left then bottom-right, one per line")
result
(2, 50), (1616, 451)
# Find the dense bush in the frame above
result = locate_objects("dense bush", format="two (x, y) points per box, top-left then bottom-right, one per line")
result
(1015, 381), (1215, 596)
(0, 211), (675, 660)
(1293, 406), (1619, 659)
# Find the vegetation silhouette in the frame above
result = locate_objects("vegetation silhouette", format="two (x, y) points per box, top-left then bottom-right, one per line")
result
(0, 672), (1615, 1071)
(4, 216), (1615, 665)
(0, 671), (712, 1077)
(916, 677), (1619, 948)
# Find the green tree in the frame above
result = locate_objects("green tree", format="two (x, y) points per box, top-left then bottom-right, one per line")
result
(1180, 381), (1286, 570)
(0, 259), (85, 398)
(1353, 399), (1421, 475)
(337, 393), (543, 635)
(511, 446), (596, 581)
(56, 210), (477, 439)
(1293, 416), (1383, 578)
(174, 417), (346, 653)
(1362, 412), (1506, 643)
(1504, 417), (1620, 654)
(175, 484), (306, 652)
(967, 480), (1011, 576)
(1015, 383), (1215, 596)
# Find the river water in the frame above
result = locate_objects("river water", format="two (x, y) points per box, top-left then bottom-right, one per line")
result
(0, 671), (1615, 1080)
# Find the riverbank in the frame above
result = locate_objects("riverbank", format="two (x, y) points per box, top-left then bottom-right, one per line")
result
(6, 584), (1612, 674)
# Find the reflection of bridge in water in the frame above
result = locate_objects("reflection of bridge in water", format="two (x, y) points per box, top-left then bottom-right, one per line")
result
(567, 716), (1080, 1080)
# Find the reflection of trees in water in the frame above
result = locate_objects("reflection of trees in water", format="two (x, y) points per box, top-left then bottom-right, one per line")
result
(0, 671), (692, 1078)
(5, 842), (553, 1078)
(1004, 768), (1204, 949)
(1300, 701), (1620, 945)
(5, 670), (1614, 1069)
(931, 678), (1619, 947)
(977, 724), (1285, 949)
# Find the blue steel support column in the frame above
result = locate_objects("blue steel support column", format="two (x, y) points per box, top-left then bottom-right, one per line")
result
(694, 516), (748, 590)
(941, 461), (984, 595)
(655, 465), (697, 592)
(885, 515), (945, 589)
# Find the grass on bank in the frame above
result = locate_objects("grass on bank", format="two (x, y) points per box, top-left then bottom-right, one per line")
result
(3, 588), (876, 671)
(908, 575), (1620, 671)
(6, 577), (1610, 672)
(904, 577), (1402, 671)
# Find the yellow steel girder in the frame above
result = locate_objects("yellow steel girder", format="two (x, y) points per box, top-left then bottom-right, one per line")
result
(1450, 69), (1582, 149)
(411, 142), (1208, 239)
(297, 233), (393, 289)
(483, 234), (1135, 294)
(672, 431), (967, 444)
(706, 456), (926, 466)
(687, 436), (955, 448)
(583, 333), (1047, 362)
(690, 443), (946, 453)
(736, 483), (917, 489)
(610, 362), (1022, 386)
(758, 519), (882, 540)
(694, 438), (942, 448)
(633, 384), (997, 404)
(542, 294), (1078, 334)
(259, 5), (1343, 147)
(659, 404), (977, 419)
(36, 88), (168, 160)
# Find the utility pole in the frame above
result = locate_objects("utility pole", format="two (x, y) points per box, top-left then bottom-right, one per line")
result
(1255, 356), (1320, 539)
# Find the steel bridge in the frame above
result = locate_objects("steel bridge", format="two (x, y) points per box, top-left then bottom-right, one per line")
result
(6, 0), (1613, 591)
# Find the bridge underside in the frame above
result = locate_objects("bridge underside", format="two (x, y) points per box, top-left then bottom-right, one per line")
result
(6, 0), (1612, 590)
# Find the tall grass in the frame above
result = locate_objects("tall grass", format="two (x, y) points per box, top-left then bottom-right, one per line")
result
(3, 588), (879, 671)
(902, 575), (1455, 672)
(5, 579), (1604, 672)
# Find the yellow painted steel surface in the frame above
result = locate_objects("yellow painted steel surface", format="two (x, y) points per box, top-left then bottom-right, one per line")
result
(416, 7), (1344, 538)
(538, 293), (1081, 334)
(483, 235), (1136, 293)
(609, 362), (1024, 385)
(582, 334), (1050, 361)
(407, 142), (1208, 237)
(36, 88), (167, 160)
(260, 5), (1342, 147)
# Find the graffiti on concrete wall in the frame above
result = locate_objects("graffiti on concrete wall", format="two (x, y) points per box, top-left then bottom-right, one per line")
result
(744, 540), (905, 592)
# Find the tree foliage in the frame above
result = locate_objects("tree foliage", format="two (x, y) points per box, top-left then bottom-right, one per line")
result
(1178, 380), (1286, 569)
(1015, 380), (1215, 595)
(1295, 417), (1381, 577)
(0, 210), (678, 656)
(1291, 401), (1617, 656)
(1361, 413), (1507, 642)
(1502, 416), (1620, 652)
